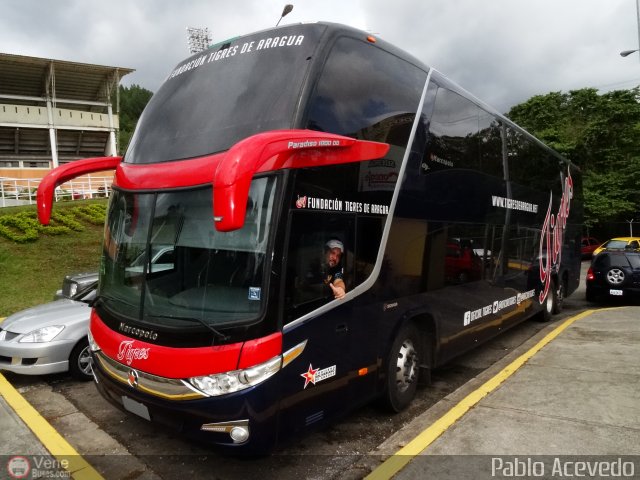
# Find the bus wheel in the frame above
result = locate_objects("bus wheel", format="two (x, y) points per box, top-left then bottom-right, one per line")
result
(553, 278), (565, 314)
(383, 322), (421, 412)
(540, 279), (558, 322)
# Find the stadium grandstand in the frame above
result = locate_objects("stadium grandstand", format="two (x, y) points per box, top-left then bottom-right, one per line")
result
(0, 53), (133, 206)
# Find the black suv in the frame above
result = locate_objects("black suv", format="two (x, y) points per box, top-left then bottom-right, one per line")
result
(586, 250), (640, 302)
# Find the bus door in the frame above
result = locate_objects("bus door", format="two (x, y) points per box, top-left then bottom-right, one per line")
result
(277, 211), (356, 435)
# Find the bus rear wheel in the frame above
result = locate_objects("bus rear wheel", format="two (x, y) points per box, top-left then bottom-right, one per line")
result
(553, 277), (565, 314)
(539, 279), (558, 322)
(382, 322), (422, 412)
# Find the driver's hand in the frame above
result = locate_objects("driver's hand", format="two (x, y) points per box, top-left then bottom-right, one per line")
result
(329, 282), (346, 299)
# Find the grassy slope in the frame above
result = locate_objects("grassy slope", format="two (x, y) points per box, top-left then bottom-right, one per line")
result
(0, 200), (106, 316)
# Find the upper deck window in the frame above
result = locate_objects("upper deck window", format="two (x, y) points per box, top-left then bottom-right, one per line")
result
(305, 36), (426, 148)
(125, 25), (325, 164)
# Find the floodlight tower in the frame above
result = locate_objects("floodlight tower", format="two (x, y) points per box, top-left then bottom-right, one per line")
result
(186, 27), (212, 54)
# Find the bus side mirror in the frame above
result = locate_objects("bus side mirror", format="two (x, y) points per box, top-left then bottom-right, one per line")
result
(212, 130), (389, 231)
(37, 156), (122, 225)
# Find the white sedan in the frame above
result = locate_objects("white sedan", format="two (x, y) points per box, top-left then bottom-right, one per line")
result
(0, 283), (95, 381)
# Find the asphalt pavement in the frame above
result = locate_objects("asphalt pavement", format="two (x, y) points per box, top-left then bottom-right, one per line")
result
(0, 371), (104, 479)
(1, 306), (639, 480)
(364, 306), (640, 480)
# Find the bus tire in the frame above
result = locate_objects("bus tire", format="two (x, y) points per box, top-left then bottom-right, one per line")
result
(539, 279), (558, 322)
(382, 322), (421, 412)
(553, 277), (565, 314)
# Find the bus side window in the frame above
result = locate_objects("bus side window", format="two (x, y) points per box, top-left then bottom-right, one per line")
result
(411, 82), (509, 290)
(382, 217), (430, 296)
(284, 213), (353, 320)
(353, 216), (385, 286)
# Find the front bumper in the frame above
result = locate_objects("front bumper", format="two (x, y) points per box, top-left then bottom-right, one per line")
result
(0, 339), (75, 375)
(91, 351), (280, 453)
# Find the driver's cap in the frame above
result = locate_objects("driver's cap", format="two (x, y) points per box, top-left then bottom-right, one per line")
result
(325, 239), (344, 252)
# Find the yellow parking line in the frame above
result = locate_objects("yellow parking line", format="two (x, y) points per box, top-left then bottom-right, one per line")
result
(366, 309), (599, 480)
(0, 373), (104, 480)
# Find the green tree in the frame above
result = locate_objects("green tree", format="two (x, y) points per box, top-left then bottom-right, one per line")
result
(507, 87), (640, 231)
(118, 84), (153, 153)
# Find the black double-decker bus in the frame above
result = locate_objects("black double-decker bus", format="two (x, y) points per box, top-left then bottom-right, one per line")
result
(37, 22), (582, 452)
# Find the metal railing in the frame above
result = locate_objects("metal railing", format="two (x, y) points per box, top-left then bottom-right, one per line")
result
(0, 175), (113, 207)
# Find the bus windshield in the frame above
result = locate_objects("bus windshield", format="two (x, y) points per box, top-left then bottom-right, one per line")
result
(100, 176), (278, 329)
(125, 25), (325, 164)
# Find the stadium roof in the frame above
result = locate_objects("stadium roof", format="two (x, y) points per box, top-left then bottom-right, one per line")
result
(0, 53), (134, 104)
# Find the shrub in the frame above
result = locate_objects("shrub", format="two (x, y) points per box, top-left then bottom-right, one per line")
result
(0, 202), (107, 243)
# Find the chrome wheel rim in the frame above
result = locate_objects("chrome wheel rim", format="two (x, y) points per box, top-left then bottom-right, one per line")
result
(607, 268), (625, 285)
(557, 282), (564, 305)
(78, 346), (93, 375)
(395, 339), (418, 393)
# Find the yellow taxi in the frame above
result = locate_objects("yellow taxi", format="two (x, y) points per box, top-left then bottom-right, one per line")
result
(592, 237), (640, 256)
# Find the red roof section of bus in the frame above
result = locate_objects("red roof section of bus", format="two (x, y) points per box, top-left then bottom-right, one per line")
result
(113, 130), (389, 231)
(211, 130), (389, 230)
(36, 156), (122, 225)
(37, 130), (389, 231)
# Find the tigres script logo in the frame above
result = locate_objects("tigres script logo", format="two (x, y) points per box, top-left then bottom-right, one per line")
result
(117, 340), (150, 366)
(538, 170), (573, 304)
(295, 195), (307, 209)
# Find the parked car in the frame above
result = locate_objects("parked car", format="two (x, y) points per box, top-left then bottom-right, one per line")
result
(0, 282), (96, 380)
(581, 236), (600, 259)
(585, 250), (640, 302)
(55, 271), (98, 300)
(445, 240), (483, 283)
(54, 245), (174, 299)
(591, 237), (640, 257)
(452, 237), (493, 265)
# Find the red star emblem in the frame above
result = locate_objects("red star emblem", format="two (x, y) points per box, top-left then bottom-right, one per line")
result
(300, 364), (319, 389)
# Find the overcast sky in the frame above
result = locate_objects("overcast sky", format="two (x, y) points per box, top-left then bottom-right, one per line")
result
(3, 0), (640, 112)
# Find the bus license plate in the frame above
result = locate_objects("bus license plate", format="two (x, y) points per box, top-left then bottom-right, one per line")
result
(122, 396), (151, 421)
(609, 289), (623, 296)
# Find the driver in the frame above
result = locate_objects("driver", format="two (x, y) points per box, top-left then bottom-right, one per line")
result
(322, 239), (346, 299)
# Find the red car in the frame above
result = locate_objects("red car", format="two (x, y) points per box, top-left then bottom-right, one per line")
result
(446, 242), (482, 283)
(581, 236), (600, 259)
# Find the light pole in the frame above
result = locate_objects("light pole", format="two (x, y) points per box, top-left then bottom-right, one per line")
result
(620, 0), (640, 61)
(637, 0), (640, 61)
(276, 4), (294, 27)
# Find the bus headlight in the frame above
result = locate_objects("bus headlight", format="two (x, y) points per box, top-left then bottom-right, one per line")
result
(189, 355), (282, 396)
(87, 330), (101, 352)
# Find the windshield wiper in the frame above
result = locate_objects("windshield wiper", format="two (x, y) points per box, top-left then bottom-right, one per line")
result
(145, 313), (230, 343)
(92, 294), (138, 310)
(93, 295), (230, 343)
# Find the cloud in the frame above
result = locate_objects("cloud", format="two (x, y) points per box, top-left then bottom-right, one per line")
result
(2, 0), (639, 111)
